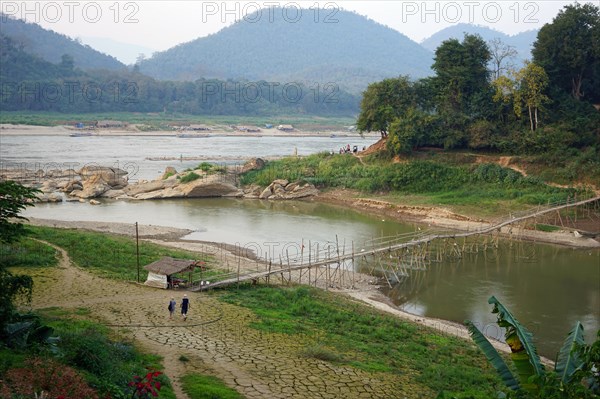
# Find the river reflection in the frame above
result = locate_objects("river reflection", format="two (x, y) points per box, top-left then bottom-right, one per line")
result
(23, 198), (600, 358)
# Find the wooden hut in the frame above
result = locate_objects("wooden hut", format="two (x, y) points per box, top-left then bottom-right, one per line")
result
(143, 257), (198, 289)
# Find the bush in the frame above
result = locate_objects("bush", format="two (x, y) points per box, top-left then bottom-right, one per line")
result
(180, 172), (201, 183)
(0, 357), (100, 399)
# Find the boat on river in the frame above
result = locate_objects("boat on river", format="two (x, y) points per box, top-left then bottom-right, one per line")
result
(69, 132), (94, 137)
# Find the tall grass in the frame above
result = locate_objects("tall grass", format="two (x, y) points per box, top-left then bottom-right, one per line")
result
(241, 155), (585, 206)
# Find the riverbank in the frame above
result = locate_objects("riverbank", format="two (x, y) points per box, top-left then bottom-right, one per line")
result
(315, 189), (600, 249)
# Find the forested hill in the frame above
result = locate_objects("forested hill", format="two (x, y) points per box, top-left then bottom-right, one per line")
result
(0, 14), (125, 71)
(421, 23), (538, 65)
(138, 8), (434, 93)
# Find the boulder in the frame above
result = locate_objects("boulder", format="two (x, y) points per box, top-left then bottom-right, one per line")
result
(281, 183), (319, 199)
(241, 158), (265, 173)
(161, 166), (178, 180)
(89, 199), (101, 205)
(124, 179), (175, 197)
(40, 180), (57, 193)
(78, 165), (128, 187)
(74, 174), (111, 198)
(243, 184), (263, 199)
(259, 186), (272, 199)
(260, 180), (319, 200)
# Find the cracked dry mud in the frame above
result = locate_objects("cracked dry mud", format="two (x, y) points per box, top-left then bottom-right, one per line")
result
(25, 241), (433, 399)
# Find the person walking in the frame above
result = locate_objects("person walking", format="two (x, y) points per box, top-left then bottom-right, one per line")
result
(181, 294), (190, 321)
(168, 297), (176, 320)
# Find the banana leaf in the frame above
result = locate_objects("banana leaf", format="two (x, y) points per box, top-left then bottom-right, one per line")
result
(555, 321), (585, 383)
(488, 296), (545, 390)
(465, 320), (520, 391)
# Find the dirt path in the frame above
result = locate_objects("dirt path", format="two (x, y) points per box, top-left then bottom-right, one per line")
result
(29, 239), (192, 399)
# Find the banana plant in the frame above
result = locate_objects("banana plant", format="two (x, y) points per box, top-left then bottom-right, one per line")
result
(465, 296), (586, 395)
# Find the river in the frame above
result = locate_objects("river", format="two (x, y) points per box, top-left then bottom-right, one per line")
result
(0, 134), (376, 180)
(4, 133), (600, 358)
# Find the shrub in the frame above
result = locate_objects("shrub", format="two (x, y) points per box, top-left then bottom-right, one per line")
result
(180, 172), (201, 183)
(0, 357), (100, 399)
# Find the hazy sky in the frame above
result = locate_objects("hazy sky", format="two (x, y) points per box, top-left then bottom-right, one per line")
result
(2, 0), (597, 53)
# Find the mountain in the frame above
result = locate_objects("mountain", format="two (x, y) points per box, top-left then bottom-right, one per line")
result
(81, 37), (157, 65)
(421, 23), (538, 66)
(0, 14), (125, 71)
(139, 9), (434, 93)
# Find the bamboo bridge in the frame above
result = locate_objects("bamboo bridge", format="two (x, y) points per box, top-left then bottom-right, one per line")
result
(192, 195), (600, 291)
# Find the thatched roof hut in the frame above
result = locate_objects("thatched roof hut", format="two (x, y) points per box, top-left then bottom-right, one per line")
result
(144, 257), (197, 289)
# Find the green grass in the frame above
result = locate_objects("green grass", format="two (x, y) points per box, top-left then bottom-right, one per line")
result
(241, 154), (590, 218)
(179, 172), (201, 183)
(534, 223), (562, 232)
(27, 226), (218, 281)
(218, 285), (502, 398)
(0, 237), (58, 268)
(181, 374), (245, 399)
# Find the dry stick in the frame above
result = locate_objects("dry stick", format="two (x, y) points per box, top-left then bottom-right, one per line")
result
(286, 249), (291, 285)
(236, 252), (241, 289)
(299, 238), (304, 285)
(308, 240), (312, 287)
(351, 241), (355, 289)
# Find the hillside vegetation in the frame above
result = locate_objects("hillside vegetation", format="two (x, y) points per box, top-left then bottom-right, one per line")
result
(0, 14), (124, 71)
(139, 8), (434, 92)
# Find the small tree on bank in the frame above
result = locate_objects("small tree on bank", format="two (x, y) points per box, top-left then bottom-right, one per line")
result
(0, 180), (40, 338)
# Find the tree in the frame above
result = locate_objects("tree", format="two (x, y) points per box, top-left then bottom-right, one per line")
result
(432, 34), (491, 115)
(0, 181), (39, 244)
(0, 181), (39, 338)
(516, 62), (550, 132)
(59, 53), (75, 74)
(488, 38), (518, 80)
(356, 76), (417, 138)
(533, 3), (600, 102)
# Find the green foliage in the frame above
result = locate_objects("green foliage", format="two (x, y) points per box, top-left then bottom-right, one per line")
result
(1, 16), (123, 71)
(180, 374), (244, 399)
(556, 322), (585, 384)
(242, 156), (581, 209)
(465, 320), (520, 391)
(0, 181), (40, 244)
(219, 285), (501, 397)
(0, 181), (41, 344)
(466, 296), (600, 398)
(179, 172), (201, 183)
(356, 76), (417, 135)
(489, 296), (544, 391)
(1, 308), (176, 398)
(533, 3), (600, 102)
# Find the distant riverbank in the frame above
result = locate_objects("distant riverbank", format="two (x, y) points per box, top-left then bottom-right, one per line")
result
(0, 123), (373, 138)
